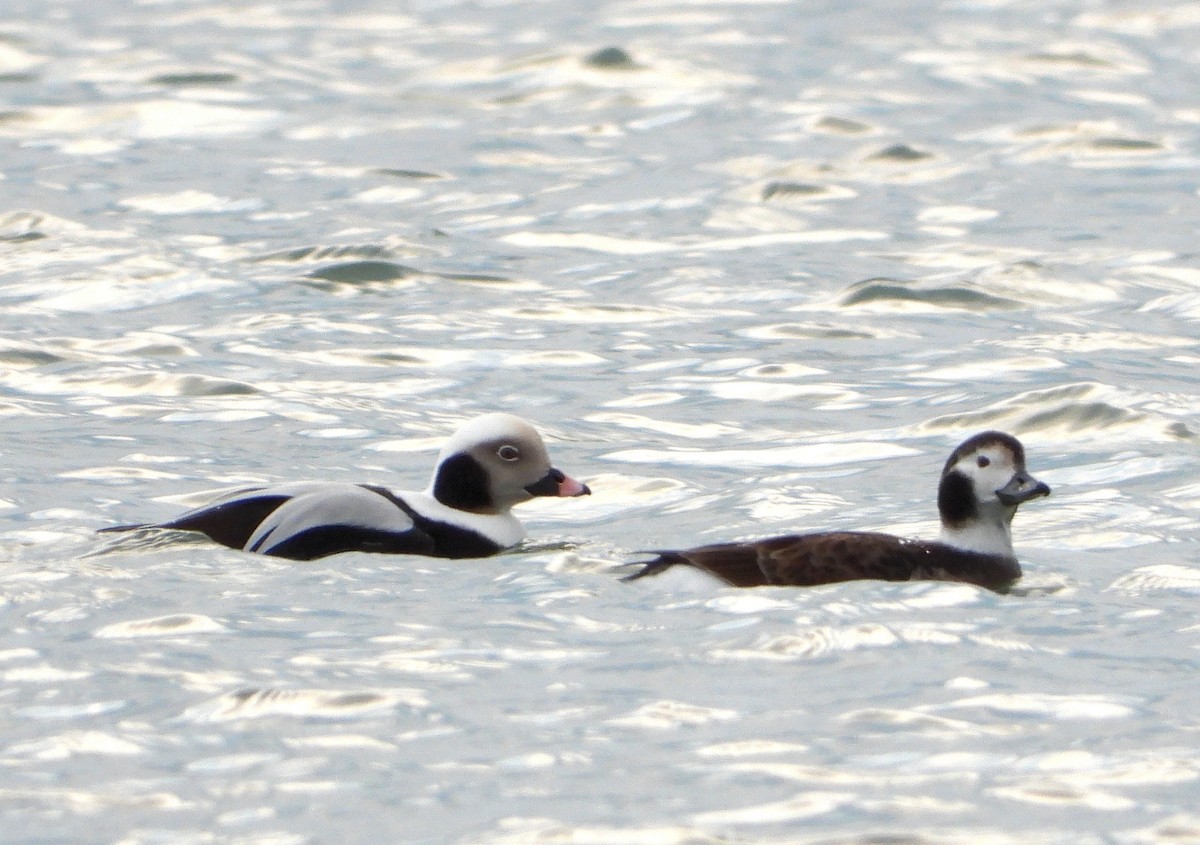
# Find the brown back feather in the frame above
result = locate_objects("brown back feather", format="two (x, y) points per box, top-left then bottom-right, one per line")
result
(664, 532), (1020, 591)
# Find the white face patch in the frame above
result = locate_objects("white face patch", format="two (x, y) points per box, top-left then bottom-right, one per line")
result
(959, 444), (1020, 505)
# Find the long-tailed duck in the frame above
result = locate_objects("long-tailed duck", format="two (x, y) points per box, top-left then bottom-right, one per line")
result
(102, 413), (591, 560)
(623, 431), (1049, 591)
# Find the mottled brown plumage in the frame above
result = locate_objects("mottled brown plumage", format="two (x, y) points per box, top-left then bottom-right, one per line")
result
(635, 532), (1022, 591)
(624, 431), (1048, 592)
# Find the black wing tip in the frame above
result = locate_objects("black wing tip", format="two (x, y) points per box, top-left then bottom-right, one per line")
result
(97, 523), (153, 534)
(619, 551), (683, 582)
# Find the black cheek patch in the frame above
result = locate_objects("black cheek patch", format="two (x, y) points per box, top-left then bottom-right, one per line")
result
(432, 452), (494, 511)
(937, 470), (978, 527)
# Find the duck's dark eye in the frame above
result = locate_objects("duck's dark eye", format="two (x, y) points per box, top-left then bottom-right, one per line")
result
(497, 445), (521, 462)
(976, 455), (990, 468)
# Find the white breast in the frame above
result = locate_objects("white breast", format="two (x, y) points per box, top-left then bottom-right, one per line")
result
(938, 519), (1015, 558)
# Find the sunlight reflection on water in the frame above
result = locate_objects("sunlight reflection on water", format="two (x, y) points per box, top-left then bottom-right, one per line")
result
(2, 0), (1200, 843)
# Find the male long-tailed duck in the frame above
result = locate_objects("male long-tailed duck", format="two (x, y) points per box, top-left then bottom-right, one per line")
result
(623, 431), (1049, 591)
(102, 413), (591, 560)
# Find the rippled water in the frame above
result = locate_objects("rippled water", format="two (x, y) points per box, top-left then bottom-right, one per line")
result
(3, 0), (1200, 842)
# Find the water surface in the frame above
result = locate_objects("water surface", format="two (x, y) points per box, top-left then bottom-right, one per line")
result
(2, 1), (1199, 842)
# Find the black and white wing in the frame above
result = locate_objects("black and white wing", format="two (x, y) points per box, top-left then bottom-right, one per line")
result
(105, 482), (435, 561)
(239, 483), (433, 560)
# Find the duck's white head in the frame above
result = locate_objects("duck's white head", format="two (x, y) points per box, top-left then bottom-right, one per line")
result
(427, 413), (590, 514)
(936, 431), (1050, 557)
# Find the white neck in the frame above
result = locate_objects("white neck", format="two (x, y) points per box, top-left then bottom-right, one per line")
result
(939, 503), (1016, 557)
